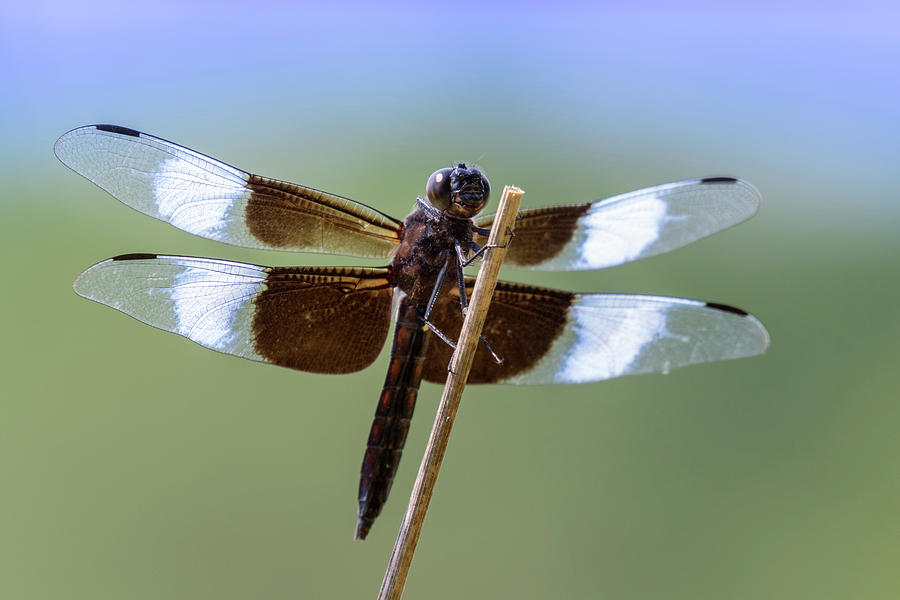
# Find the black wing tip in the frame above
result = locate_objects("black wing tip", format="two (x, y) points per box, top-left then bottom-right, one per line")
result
(700, 176), (740, 184)
(111, 252), (158, 261)
(699, 176), (762, 206)
(705, 301), (749, 316)
(55, 124), (144, 159)
(94, 124), (142, 137)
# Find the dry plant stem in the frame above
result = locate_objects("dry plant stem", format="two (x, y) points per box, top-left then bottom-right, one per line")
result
(377, 185), (525, 600)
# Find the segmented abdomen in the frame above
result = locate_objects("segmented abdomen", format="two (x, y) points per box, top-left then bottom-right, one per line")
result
(356, 298), (431, 540)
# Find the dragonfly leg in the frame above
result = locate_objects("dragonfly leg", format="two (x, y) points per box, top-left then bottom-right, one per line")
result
(473, 215), (520, 239)
(416, 196), (444, 219)
(453, 243), (503, 365)
(424, 256), (450, 320)
(421, 250), (503, 366)
(454, 249), (469, 318)
(457, 232), (515, 268)
(422, 256), (462, 352)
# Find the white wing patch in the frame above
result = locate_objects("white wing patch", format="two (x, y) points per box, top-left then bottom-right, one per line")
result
(168, 259), (264, 351)
(502, 295), (769, 385)
(575, 191), (671, 269)
(74, 255), (267, 362)
(152, 154), (252, 242)
(513, 178), (761, 271)
(561, 296), (671, 382)
(55, 126), (255, 245)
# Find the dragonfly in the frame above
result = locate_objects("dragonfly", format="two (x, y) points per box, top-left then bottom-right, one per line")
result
(56, 124), (769, 539)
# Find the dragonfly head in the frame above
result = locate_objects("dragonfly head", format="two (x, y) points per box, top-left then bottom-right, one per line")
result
(426, 162), (491, 219)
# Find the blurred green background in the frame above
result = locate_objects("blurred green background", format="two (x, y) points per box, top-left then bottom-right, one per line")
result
(2, 3), (899, 599)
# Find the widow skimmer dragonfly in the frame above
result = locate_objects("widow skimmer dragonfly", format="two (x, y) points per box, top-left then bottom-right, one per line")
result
(56, 124), (769, 540)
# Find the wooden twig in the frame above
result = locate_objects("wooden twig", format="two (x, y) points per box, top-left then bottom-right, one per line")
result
(377, 185), (524, 600)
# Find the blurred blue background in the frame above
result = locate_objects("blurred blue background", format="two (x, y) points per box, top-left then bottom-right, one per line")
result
(2, 2), (898, 599)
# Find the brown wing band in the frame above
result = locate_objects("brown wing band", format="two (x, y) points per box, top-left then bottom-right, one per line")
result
(422, 280), (575, 384)
(251, 267), (394, 373)
(476, 204), (590, 267)
(245, 175), (403, 254)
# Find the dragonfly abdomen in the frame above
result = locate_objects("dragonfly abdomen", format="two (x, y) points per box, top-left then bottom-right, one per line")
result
(356, 298), (431, 540)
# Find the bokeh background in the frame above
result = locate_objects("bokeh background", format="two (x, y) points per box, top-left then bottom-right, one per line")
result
(3, 2), (898, 599)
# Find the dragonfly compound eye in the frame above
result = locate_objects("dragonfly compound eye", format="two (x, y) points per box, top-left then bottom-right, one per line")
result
(426, 167), (453, 211)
